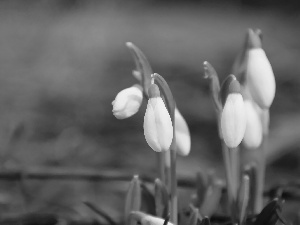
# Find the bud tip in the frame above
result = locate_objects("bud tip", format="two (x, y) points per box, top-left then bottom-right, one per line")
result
(247, 28), (262, 49)
(148, 84), (160, 98)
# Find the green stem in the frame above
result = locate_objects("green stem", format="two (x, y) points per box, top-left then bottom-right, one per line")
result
(242, 138), (266, 214)
(222, 142), (235, 221)
(151, 73), (177, 224)
(170, 145), (177, 225)
(254, 136), (267, 214)
(222, 143), (240, 223)
(229, 147), (240, 202)
(165, 150), (171, 193)
(157, 152), (166, 185)
(230, 147), (240, 223)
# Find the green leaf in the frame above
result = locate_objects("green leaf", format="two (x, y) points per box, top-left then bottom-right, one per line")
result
(188, 205), (201, 225)
(254, 199), (287, 225)
(154, 178), (169, 218)
(195, 170), (209, 207)
(125, 175), (141, 221)
(237, 174), (250, 225)
(203, 61), (222, 113)
(199, 178), (223, 217)
(84, 201), (117, 225)
(126, 42), (153, 97)
(244, 163), (257, 215)
(141, 182), (156, 216)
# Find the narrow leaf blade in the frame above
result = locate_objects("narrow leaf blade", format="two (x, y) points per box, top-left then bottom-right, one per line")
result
(125, 175), (141, 221)
(154, 178), (169, 218)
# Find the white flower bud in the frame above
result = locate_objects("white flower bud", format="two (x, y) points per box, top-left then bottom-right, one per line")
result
(144, 84), (173, 152)
(141, 215), (173, 225)
(246, 48), (276, 109)
(112, 85), (143, 119)
(174, 108), (191, 156)
(221, 93), (246, 148)
(243, 100), (263, 149)
(220, 76), (246, 148)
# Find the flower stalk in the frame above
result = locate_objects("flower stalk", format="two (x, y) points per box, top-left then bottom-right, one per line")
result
(126, 42), (166, 183)
(152, 73), (177, 225)
(219, 75), (246, 222)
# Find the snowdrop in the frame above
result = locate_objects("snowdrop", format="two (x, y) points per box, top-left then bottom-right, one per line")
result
(246, 29), (276, 109)
(144, 83), (173, 152)
(220, 75), (246, 148)
(112, 84), (143, 119)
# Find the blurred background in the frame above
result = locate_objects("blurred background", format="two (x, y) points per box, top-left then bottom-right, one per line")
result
(0, 0), (300, 223)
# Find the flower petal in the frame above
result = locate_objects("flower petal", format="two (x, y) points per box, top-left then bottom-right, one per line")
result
(221, 93), (246, 148)
(144, 99), (162, 152)
(174, 108), (191, 156)
(243, 100), (263, 149)
(112, 85), (143, 119)
(153, 98), (173, 152)
(246, 49), (276, 109)
(143, 97), (173, 152)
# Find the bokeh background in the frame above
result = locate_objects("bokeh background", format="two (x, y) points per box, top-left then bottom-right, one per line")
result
(0, 0), (300, 223)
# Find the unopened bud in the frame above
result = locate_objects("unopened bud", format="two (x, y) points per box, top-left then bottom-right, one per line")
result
(144, 84), (173, 152)
(220, 75), (246, 148)
(246, 32), (275, 109)
(112, 85), (143, 119)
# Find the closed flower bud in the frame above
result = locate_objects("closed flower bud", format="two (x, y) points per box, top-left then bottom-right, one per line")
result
(144, 84), (173, 152)
(220, 76), (246, 148)
(243, 100), (263, 149)
(112, 85), (143, 119)
(174, 108), (191, 156)
(246, 31), (275, 109)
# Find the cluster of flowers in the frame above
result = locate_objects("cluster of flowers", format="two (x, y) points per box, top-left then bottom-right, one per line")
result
(112, 47), (191, 156)
(112, 29), (275, 154)
(223, 28), (275, 149)
(111, 28), (277, 225)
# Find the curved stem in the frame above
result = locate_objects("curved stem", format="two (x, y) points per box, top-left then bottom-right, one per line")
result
(126, 42), (152, 97)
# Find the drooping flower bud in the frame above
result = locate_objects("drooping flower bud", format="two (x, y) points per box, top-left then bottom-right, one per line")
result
(243, 100), (263, 149)
(144, 84), (173, 152)
(112, 85), (143, 119)
(174, 108), (191, 156)
(245, 29), (276, 109)
(220, 75), (246, 148)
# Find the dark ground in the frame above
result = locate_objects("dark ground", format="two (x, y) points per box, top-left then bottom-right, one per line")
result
(0, 0), (299, 223)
